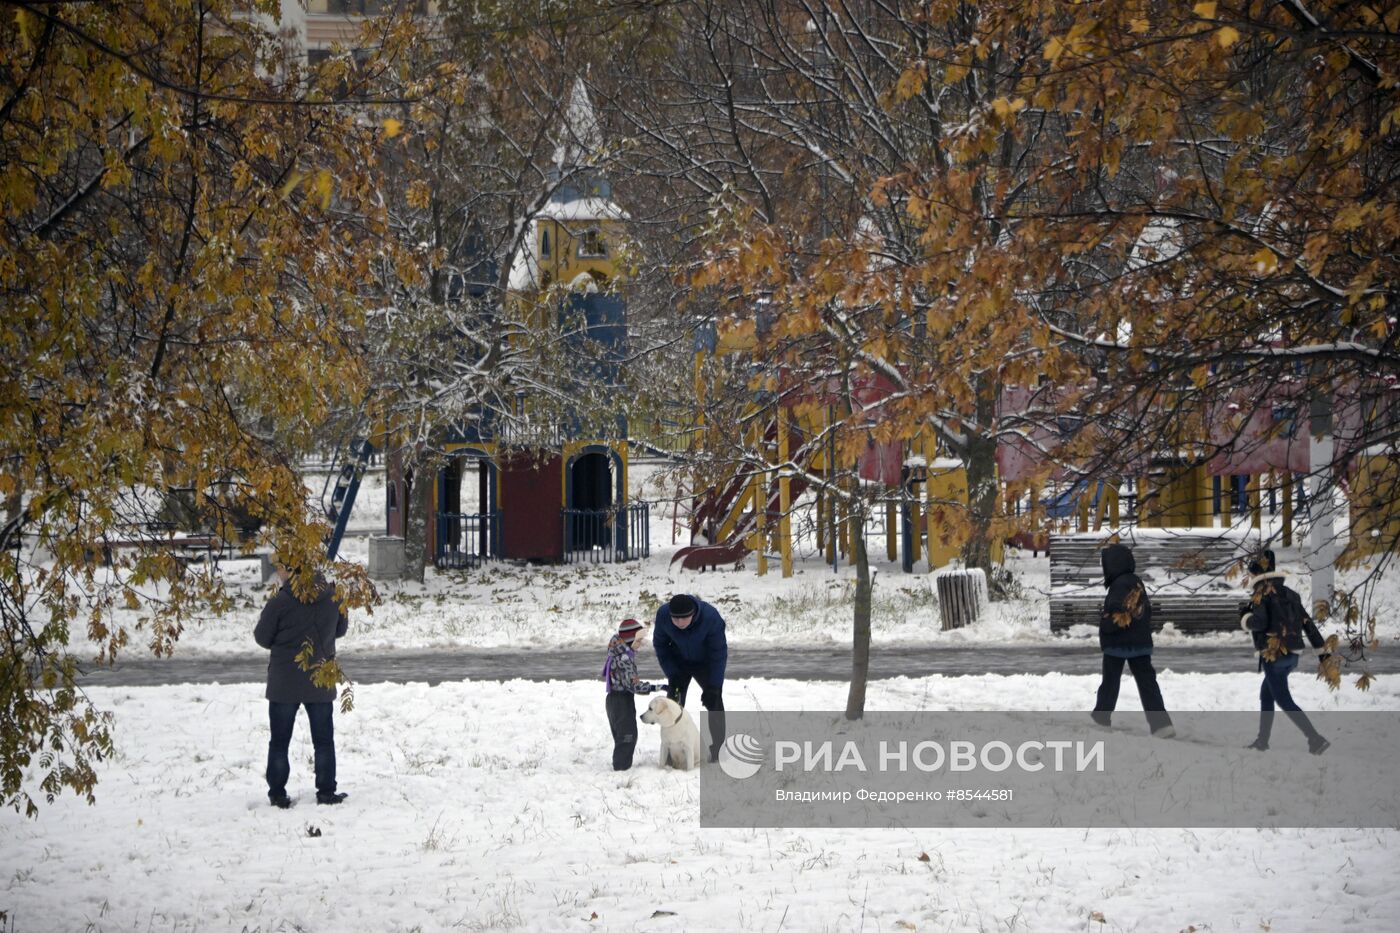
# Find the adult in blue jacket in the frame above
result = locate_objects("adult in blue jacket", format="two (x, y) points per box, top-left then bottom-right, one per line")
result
(653, 593), (727, 762)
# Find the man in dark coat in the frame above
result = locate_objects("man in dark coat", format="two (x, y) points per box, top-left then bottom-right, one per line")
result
(1092, 543), (1175, 737)
(1241, 549), (1330, 754)
(653, 593), (728, 762)
(254, 566), (349, 807)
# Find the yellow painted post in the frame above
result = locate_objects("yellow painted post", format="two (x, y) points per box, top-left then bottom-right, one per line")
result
(1205, 466), (1215, 528)
(1077, 487), (1090, 533)
(1162, 470), (1182, 528)
(1249, 473), (1262, 530)
(924, 464), (966, 569)
(1137, 476), (1150, 527)
(778, 412), (792, 578)
(1109, 482), (1120, 527)
(1282, 471), (1294, 547)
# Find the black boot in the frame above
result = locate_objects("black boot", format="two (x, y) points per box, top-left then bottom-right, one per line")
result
(316, 791), (348, 805)
(1308, 735), (1330, 756)
(269, 792), (293, 809)
(1245, 737), (1269, 752)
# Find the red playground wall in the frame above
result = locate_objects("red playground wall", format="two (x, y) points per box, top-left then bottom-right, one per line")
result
(499, 452), (564, 561)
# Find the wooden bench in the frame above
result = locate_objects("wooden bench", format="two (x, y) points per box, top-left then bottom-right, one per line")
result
(1049, 529), (1254, 634)
(95, 529), (227, 567)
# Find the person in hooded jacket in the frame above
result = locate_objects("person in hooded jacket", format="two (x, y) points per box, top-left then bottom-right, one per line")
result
(254, 565), (349, 808)
(653, 593), (728, 762)
(602, 618), (661, 771)
(1092, 543), (1175, 737)
(1240, 549), (1331, 755)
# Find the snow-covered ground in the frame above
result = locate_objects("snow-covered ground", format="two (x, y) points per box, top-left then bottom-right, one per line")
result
(10, 461), (1400, 931)
(4, 673), (1398, 932)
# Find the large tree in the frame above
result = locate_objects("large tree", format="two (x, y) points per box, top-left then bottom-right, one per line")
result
(586, 0), (1397, 709)
(0, 0), (418, 814)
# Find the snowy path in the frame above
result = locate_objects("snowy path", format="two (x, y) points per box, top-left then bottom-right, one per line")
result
(72, 644), (1395, 687)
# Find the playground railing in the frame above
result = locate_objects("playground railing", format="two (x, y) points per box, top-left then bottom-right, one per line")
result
(435, 510), (502, 570)
(562, 504), (650, 564)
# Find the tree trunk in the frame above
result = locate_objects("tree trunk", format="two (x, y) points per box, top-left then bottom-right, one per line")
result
(962, 375), (1000, 572)
(845, 506), (872, 721)
(402, 460), (434, 583)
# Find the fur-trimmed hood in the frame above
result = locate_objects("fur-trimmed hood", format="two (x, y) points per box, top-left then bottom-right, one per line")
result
(1247, 570), (1287, 590)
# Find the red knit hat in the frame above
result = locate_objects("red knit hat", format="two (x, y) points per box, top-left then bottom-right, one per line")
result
(618, 618), (643, 641)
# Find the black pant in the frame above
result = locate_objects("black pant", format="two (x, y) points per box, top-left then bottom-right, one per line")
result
(667, 672), (725, 758)
(606, 692), (638, 771)
(1094, 654), (1173, 733)
(266, 700), (336, 799)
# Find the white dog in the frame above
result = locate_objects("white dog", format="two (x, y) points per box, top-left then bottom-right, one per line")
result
(639, 696), (704, 771)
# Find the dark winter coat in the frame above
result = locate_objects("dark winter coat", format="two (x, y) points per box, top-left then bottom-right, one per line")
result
(1099, 544), (1154, 655)
(1241, 572), (1326, 660)
(253, 578), (348, 704)
(653, 596), (728, 684)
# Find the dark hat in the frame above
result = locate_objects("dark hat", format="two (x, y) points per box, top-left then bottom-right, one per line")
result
(668, 594), (697, 618)
(618, 618), (644, 641)
(1247, 550), (1276, 577)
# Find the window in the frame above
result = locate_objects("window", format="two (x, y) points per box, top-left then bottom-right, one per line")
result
(305, 47), (374, 101)
(576, 229), (607, 259)
(540, 229), (551, 259)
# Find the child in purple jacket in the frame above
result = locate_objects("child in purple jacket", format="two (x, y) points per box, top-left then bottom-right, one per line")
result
(602, 618), (660, 770)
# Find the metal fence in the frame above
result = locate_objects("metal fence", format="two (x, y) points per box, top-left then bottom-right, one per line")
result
(435, 510), (502, 570)
(562, 503), (650, 563)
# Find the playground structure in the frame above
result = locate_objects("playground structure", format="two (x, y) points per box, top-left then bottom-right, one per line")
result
(671, 322), (1005, 577)
(672, 323), (1400, 588)
(334, 80), (647, 571)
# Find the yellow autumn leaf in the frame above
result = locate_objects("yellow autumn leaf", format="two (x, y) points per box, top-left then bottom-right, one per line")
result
(278, 169), (305, 200)
(382, 117), (403, 138)
(406, 179), (432, 210)
(991, 97), (1027, 119)
(894, 64), (926, 102)
(1250, 248), (1278, 274)
(14, 8), (34, 51)
(1216, 26), (1241, 48)
(1130, 18), (1150, 34)
(313, 169), (333, 210)
(1194, 2), (1217, 19)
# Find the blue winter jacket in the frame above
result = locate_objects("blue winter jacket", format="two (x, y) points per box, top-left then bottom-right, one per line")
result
(653, 596), (728, 684)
